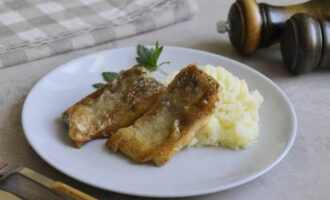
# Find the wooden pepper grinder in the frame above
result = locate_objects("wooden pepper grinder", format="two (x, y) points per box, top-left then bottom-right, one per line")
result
(217, 0), (330, 55)
(281, 13), (330, 74)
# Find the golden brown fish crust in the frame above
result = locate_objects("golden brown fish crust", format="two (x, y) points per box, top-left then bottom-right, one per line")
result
(107, 64), (220, 166)
(63, 67), (165, 148)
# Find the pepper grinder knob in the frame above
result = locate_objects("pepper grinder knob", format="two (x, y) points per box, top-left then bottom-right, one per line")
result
(217, 21), (230, 33)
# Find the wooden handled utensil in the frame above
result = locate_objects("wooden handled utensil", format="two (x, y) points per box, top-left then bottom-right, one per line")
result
(0, 160), (97, 200)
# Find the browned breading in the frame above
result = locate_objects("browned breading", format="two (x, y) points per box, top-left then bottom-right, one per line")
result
(63, 67), (165, 148)
(107, 64), (220, 166)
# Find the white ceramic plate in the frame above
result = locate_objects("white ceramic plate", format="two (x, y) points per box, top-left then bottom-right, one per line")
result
(22, 46), (297, 198)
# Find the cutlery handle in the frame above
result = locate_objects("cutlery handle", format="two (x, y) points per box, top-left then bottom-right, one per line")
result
(51, 181), (98, 200)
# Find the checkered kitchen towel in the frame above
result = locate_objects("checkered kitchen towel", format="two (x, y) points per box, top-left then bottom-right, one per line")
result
(0, 0), (198, 68)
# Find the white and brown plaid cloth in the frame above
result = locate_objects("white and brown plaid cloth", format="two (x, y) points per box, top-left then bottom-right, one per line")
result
(0, 0), (198, 68)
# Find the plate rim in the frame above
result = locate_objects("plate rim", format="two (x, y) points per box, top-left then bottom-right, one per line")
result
(21, 46), (297, 198)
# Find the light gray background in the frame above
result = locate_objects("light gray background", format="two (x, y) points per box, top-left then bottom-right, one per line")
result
(0, 0), (329, 199)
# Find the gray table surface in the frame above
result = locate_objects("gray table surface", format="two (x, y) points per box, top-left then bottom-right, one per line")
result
(0, 0), (329, 199)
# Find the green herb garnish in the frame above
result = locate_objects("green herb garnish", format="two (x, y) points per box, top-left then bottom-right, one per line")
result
(92, 72), (119, 89)
(136, 41), (170, 75)
(102, 72), (119, 82)
(92, 41), (169, 89)
(92, 83), (105, 89)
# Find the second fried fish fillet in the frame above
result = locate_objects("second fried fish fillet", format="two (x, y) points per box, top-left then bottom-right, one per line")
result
(107, 64), (220, 166)
(63, 67), (165, 148)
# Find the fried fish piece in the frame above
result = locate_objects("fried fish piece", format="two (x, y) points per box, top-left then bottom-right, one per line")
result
(107, 64), (220, 166)
(63, 67), (165, 148)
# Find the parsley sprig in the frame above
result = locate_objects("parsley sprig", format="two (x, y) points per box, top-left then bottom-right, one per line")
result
(92, 72), (119, 89)
(93, 42), (169, 89)
(136, 41), (169, 75)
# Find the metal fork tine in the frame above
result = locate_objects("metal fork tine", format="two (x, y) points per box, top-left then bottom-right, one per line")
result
(0, 160), (8, 171)
(0, 161), (22, 181)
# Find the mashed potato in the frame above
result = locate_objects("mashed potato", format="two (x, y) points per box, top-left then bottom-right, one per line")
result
(162, 65), (263, 149)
